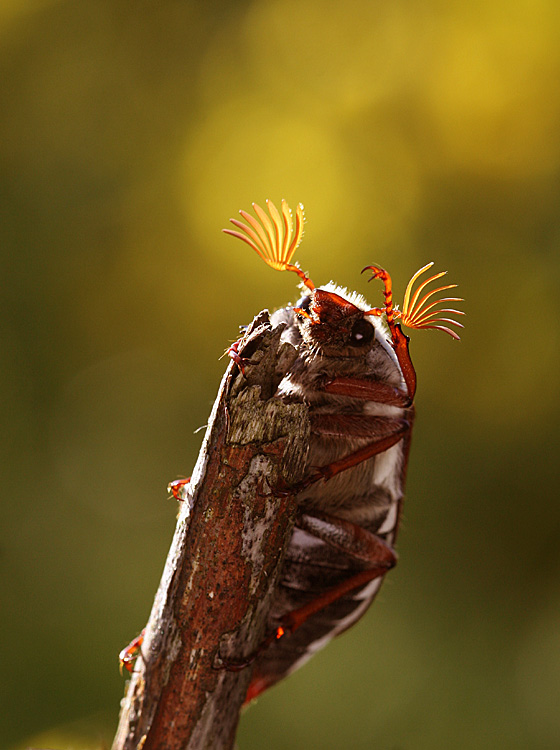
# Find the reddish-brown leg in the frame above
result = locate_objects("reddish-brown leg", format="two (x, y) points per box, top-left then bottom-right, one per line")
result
(291, 419), (411, 494)
(168, 477), (191, 502)
(311, 413), (408, 440)
(119, 629), (145, 674)
(322, 376), (411, 407)
(389, 324), (416, 399)
(363, 264), (417, 399)
(279, 511), (396, 631)
(226, 338), (250, 376)
(225, 511), (396, 673)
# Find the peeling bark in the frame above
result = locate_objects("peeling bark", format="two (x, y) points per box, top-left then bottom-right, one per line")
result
(112, 312), (309, 750)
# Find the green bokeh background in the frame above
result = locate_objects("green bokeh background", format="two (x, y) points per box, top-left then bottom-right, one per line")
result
(2, 1), (560, 748)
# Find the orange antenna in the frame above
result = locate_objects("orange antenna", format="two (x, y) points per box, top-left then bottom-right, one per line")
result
(397, 262), (464, 339)
(223, 200), (314, 290)
(363, 262), (464, 340)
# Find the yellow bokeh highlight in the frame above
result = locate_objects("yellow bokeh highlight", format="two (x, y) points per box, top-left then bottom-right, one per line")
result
(181, 99), (356, 250)
(424, 1), (560, 176)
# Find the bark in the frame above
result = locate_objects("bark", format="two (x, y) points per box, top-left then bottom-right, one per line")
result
(112, 311), (309, 750)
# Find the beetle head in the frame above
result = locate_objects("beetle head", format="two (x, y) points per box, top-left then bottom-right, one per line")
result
(294, 289), (376, 355)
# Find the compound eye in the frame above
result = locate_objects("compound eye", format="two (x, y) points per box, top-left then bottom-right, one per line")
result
(295, 294), (312, 313)
(350, 318), (375, 347)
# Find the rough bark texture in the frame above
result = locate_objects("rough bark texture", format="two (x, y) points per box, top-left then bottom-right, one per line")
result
(112, 312), (309, 750)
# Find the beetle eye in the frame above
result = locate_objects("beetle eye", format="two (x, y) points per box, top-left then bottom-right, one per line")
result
(295, 295), (312, 312)
(350, 318), (375, 347)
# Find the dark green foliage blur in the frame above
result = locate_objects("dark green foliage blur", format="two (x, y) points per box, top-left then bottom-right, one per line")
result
(2, 1), (560, 748)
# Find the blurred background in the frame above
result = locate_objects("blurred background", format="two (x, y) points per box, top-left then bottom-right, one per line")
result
(2, 1), (560, 748)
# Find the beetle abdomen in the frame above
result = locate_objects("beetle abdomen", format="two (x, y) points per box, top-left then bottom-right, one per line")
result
(251, 514), (398, 692)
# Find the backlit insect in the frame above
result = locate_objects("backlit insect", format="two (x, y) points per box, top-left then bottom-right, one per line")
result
(222, 200), (463, 701)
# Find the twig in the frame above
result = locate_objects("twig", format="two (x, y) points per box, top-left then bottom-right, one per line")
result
(112, 311), (309, 750)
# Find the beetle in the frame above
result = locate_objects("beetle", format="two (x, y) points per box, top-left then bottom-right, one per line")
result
(222, 199), (463, 702)
(120, 199), (463, 705)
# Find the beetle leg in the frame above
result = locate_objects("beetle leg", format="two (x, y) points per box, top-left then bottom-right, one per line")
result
(292, 421), (411, 492)
(321, 375), (411, 407)
(119, 629), (145, 674)
(226, 339), (249, 376)
(216, 625), (288, 673)
(389, 323), (416, 399)
(226, 321), (272, 378)
(310, 413), (408, 440)
(363, 265), (417, 399)
(277, 511), (396, 635)
(167, 477), (191, 502)
(227, 512), (396, 679)
(297, 510), (396, 561)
